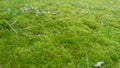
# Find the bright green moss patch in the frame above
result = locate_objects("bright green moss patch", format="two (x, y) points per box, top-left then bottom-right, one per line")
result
(0, 0), (120, 68)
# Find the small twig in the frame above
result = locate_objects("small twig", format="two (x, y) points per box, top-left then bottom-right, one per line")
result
(4, 20), (18, 34)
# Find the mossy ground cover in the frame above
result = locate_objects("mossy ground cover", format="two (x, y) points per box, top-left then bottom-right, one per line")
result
(0, 0), (120, 68)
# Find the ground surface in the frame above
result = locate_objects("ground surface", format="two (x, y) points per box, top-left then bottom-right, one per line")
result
(0, 0), (120, 68)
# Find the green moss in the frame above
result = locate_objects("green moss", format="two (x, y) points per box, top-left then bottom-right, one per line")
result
(0, 0), (120, 68)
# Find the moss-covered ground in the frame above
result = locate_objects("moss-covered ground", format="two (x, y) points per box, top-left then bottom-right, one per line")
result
(0, 0), (120, 68)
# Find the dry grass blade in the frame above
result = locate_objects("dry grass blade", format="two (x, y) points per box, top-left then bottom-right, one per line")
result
(4, 20), (18, 34)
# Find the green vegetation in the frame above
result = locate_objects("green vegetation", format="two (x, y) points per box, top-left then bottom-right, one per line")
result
(0, 0), (120, 68)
